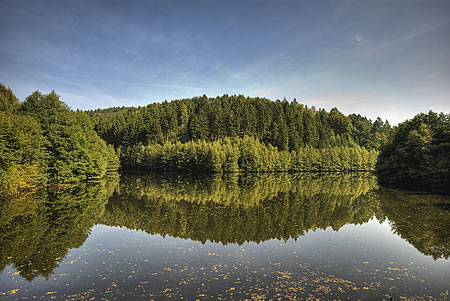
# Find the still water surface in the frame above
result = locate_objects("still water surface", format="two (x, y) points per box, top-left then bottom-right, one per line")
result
(1, 173), (449, 299)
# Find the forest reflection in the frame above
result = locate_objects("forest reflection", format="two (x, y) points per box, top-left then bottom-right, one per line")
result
(0, 174), (119, 281)
(376, 189), (450, 260)
(102, 173), (379, 244)
(1, 172), (448, 282)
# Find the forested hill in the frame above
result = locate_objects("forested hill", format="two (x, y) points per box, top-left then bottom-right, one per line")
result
(2, 83), (447, 192)
(88, 94), (392, 151)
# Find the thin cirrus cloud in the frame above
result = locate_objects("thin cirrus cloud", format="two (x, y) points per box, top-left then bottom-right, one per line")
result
(351, 34), (364, 43)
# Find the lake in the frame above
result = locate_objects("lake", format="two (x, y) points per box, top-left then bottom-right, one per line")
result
(1, 173), (449, 300)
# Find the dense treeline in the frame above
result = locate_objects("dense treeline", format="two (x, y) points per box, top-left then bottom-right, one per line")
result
(376, 111), (450, 192)
(1, 84), (393, 193)
(89, 94), (392, 151)
(3, 83), (448, 192)
(0, 84), (119, 195)
(120, 136), (378, 172)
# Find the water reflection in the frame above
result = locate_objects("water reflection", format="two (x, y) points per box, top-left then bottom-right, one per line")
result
(1, 172), (449, 285)
(377, 189), (450, 260)
(103, 173), (379, 244)
(0, 174), (119, 281)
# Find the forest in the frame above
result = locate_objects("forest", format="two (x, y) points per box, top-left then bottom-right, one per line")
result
(120, 136), (378, 173)
(1, 82), (449, 193)
(376, 111), (449, 191)
(0, 84), (119, 195)
(89, 94), (393, 151)
(90, 93), (389, 172)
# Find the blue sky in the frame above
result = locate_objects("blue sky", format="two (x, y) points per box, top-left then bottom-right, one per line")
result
(1, 0), (449, 124)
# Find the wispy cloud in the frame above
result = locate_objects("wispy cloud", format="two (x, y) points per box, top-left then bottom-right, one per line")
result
(403, 18), (448, 41)
(351, 34), (364, 43)
(355, 18), (448, 58)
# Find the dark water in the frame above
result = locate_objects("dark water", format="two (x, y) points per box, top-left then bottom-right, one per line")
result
(1, 173), (449, 300)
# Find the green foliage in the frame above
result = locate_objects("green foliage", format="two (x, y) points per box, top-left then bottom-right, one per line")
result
(0, 86), (119, 194)
(376, 111), (450, 191)
(120, 136), (378, 173)
(0, 112), (46, 194)
(0, 83), (20, 113)
(88, 95), (391, 151)
(350, 115), (393, 150)
(87, 95), (391, 173)
(26, 91), (121, 183)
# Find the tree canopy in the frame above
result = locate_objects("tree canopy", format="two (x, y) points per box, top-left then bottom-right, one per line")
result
(89, 94), (392, 151)
(0, 84), (119, 195)
(120, 136), (378, 173)
(376, 111), (450, 192)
